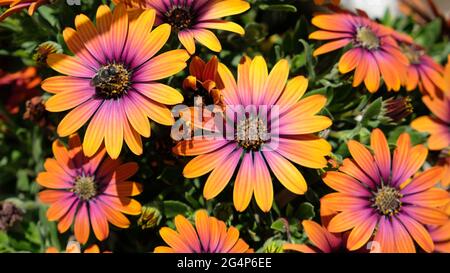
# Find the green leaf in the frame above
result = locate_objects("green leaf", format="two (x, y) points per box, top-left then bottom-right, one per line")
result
(270, 219), (286, 233)
(299, 39), (316, 80)
(25, 222), (41, 245)
(162, 200), (192, 218)
(415, 19), (442, 47)
(361, 97), (382, 125)
(16, 169), (30, 192)
(291, 52), (307, 70)
(297, 202), (315, 220)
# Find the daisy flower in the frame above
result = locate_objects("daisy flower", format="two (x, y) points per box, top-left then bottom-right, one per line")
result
(173, 56), (332, 212)
(42, 4), (189, 159)
(154, 210), (252, 253)
(395, 37), (446, 97)
(309, 13), (409, 92)
(321, 129), (448, 252)
(411, 56), (450, 150)
(283, 220), (344, 253)
(0, 0), (48, 21)
(36, 134), (142, 244)
(122, 0), (250, 54)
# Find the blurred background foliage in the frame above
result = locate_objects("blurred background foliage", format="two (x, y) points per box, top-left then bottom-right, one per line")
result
(0, 0), (449, 252)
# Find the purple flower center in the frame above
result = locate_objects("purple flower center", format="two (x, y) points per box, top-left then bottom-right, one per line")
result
(401, 44), (423, 64)
(165, 6), (194, 32)
(372, 185), (402, 216)
(92, 63), (130, 100)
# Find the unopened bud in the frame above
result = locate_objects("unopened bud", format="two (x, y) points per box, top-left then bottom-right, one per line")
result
(380, 96), (413, 124)
(137, 206), (161, 229)
(33, 41), (62, 67)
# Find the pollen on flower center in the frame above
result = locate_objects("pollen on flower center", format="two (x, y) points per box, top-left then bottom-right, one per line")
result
(165, 7), (194, 32)
(372, 186), (403, 216)
(356, 26), (380, 50)
(401, 44), (423, 64)
(236, 117), (269, 151)
(92, 63), (130, 99)
(73, 175), (97, 200)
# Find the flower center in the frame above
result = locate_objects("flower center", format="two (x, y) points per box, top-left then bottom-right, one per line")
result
(372, 186), (402, 216)
(236, 117), (269, 151)
(92, 63), (130, 99)
(401, 44), (423, 64)
(165, 7), (194, 32)
(73, 175), (97, 201)
(356, 26), (380, 50)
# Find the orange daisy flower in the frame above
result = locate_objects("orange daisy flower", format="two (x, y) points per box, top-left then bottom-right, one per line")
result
(0, 0), (47, 21)
(309, 13), (409, 92)
(42, 4), (189, 159)
(117, 0), (250, 54)
(173, 56), (332, 212)
(36, 134), (142, 244)
(154, 210), (252, 253)
(321, 129), (448, 252)
(283, 220), (344, 253)
(411, 56), (450, 151)
(393, 34), (446, 97)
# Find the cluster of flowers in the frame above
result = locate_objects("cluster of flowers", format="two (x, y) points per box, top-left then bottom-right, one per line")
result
(1, 0), (448, 253)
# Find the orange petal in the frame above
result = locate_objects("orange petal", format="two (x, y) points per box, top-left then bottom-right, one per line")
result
(178, 30), (196, 55)
(159, 227), (191, 253)
(249, 56), (268, 105)
(262, 59), (289, 106)
(371, 129), (391, 183)
(47, 54), (94, 78)
(193, 29), (222, 52)
(346, 214), (377, 251)
(313, 39), (351, 56)
(203, 149), (242, 199)
(302, 220), (331, 252)
(74, 203), (90, 244)
(263, 151), (307, 194)
(57, 99), (101, 137)
(347, 140), (380, 183)
(276, 76), (309, 113)
(233, 152), (254, 212)
(398, 214), (434, 253)
(338, 48), (361, 73)
(174, 215), (201, 253)
(322, 171), (370, 197)
(253, 152), (273, 212)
